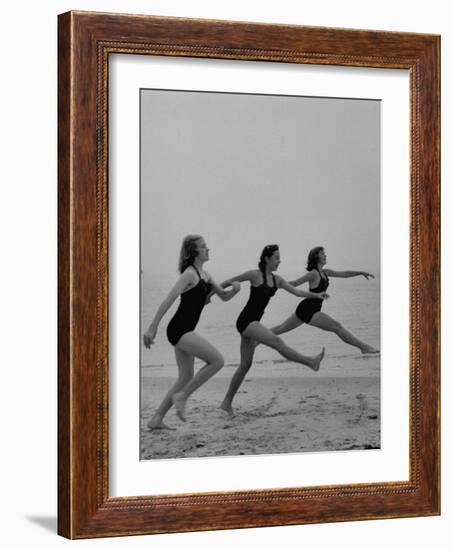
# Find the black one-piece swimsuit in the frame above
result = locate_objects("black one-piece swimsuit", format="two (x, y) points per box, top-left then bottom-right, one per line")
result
(295, 268), (329, 323)
(166, 266), (212, 346)
(236, 273), (277, 334)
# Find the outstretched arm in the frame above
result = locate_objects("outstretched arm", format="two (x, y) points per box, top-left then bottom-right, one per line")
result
(276, 276), (329, 300)
(289, 271), (316, 287)
(143, 270), (195, 347)
(325, 269), (375, 280)
(221, 270), (256, 287)
(206, 272), (240, 302)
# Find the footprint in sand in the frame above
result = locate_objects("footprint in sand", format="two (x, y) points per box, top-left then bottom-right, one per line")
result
(356, 393), (369, 409)
(354, 393), (369, 423)
(241, 395), (278, 420)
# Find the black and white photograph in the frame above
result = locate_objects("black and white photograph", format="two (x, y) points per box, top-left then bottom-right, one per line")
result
(140, 88), (381, 459)
(2, 0), (446, 547)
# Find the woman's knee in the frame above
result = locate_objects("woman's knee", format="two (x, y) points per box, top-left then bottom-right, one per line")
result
(211, 352), (224, 371)
(330, 321), (343, 333)
(177, 370), (194, 385)
(268, 335), (285, 350)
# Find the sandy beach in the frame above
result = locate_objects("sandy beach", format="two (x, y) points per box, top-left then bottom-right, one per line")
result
(140, 363), (380, 460)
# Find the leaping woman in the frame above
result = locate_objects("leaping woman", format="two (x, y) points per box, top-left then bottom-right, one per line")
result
(270, 246), (379, 354)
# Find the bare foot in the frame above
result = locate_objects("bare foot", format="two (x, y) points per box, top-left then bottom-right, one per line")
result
(147, 418), (175, 431)
(310, 347), (325, 372)
(361, 346), (380, 354)
(172, 392), (187, 422)
(220, 401), (234, 417)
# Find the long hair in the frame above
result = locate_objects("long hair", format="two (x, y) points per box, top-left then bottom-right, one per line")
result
(306, 246), (324, 271)
(178, 234), (202, 273)
(258, 244), (279, 276)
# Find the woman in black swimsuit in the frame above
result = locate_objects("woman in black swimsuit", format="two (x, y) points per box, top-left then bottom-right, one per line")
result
(220, 244), (328, 416)
(143, 235), (240, 428)
(271, 246), (379, 354)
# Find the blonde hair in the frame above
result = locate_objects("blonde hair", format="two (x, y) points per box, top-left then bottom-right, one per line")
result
(178, 234), (203, 273)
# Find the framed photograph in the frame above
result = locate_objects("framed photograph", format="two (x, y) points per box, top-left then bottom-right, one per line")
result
(58, 11), (440, 538)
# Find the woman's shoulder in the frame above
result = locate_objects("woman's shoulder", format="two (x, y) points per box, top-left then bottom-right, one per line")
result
(308, 269), (321, 281)
(242, 268), (260, 277)
(273, 273), (285, 288)
(304, 268), (317, 277)
(180, 265), (199, 282)
(248, 269), (262, 284)
(203, 269), (214, 283)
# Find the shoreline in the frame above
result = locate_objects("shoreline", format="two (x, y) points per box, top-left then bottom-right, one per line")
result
(141, 355), (380, 379)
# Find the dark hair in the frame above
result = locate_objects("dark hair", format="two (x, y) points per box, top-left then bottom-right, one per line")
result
(306, 246), (324, 271)
(258, 244), (279, 275)
(178, 234), (202, 273)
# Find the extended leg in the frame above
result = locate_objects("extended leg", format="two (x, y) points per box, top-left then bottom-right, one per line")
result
(243, 322), (325, 371)
(309, 312), (379, 353)
(270, 313), (304, 335)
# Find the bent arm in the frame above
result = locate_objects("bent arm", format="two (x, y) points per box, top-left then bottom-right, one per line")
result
(207, 273), (240, 302)
(221, 270), (255, 287)
(277, 276), (327, 299)
(325, 269), (374, 279)
(289, 271), (315, 287)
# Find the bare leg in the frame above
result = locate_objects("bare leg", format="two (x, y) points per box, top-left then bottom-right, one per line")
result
(171, 332), (224, 421)
(220, 335), (256, 416)
(270, 313), (304, 335)
(147, 347), (194, 430)
(243, 322), (325, 371)
(309, 312), (379, 353)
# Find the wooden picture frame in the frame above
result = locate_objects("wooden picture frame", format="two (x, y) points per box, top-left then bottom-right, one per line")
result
(58, 11), (440, 539)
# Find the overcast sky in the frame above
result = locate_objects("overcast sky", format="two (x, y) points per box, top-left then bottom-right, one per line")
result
(140, 89), (380, 281)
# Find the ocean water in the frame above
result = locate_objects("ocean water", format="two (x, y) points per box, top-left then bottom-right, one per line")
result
(140, 273), (380, 378)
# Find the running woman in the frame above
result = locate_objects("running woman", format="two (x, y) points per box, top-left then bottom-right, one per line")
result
(271, 246), (379, 354)
(143, 235), (240, 428)
(220, 244), (328, 416)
